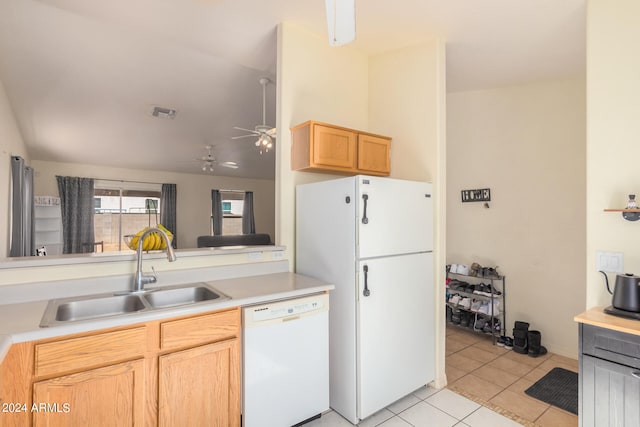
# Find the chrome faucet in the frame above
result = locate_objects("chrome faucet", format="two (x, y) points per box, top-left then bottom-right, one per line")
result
(133, 227), (177, 292)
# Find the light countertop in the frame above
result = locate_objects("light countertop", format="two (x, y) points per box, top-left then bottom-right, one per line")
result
(574, 306), (640, 336)
(0, 272), (333, 364)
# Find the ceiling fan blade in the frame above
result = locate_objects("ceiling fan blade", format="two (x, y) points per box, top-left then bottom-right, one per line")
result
(266, 128), (277, 137)
(233, 126), (259, 134)
(325, 0), (356, 46)
(231, 134), (257, 140)
(220, 162), (239, 169)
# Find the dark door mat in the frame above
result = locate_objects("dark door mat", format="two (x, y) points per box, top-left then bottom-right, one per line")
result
(524, 367), (578, 415)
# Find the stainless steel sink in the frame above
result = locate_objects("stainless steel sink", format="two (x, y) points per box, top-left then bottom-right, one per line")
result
(40, 283), (229, 327)
(41, 294), (147, 326)
(144, 284), (228, 308)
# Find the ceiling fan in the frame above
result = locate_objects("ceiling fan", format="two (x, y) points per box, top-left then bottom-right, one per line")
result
(232, 77), (276, 154)
(198, 145), (238, 173)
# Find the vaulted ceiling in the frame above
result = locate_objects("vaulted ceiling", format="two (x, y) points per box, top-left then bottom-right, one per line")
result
(0, 0), (585, 179)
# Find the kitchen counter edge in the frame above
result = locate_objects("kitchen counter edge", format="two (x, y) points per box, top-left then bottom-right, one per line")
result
(574, 306), (640, 336)
(0, 272), (334, 364)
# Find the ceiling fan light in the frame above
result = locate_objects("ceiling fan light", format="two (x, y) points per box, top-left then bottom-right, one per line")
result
(325, 0), (356, 46)
(257, 134), (271, 147)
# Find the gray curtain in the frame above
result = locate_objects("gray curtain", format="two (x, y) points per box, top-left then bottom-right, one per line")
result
(160, 183), (177, 248)
(56, 176), (95, 254)
(242, 191), (256, 234)
(211, 189), (223, 235)
(9, 156), (35, 257)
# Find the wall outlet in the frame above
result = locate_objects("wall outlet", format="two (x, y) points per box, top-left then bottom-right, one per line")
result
(596, 251), (624, 273)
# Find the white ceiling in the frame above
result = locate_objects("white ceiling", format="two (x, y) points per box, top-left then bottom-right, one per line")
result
(0, 0), (585, 180)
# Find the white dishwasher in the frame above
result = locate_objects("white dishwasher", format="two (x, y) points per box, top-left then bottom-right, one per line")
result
(243, 293), (330, 427)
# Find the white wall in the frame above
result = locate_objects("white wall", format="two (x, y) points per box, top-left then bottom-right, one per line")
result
(0, 78), (29, 258)
(275, 23), (370, 259)
(31, 160), (275, 249)
(447, 76), (586, 358)
(586, 0), (640, 308)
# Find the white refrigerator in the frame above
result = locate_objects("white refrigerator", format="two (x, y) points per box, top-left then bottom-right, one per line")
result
(296, 175), (435, 424)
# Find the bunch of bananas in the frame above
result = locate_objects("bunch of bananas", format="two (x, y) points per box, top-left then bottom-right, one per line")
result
(126, 224), (173, 251)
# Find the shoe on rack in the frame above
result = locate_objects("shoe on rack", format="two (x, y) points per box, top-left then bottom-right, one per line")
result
(470, 299), (482, 312)
(469, 262), (482, 277)
(459, 297), (472, 310)
(482, 266), (501, 279)
(527, 330), (548, 358)
(456, 281), (470, 293)
(483, 318), (501, 335)
(448, 280), (461, 290)
(474, 315), (487, 332)
(480, 283), (502, 297)
(451, 309), (461, 325)
(460, 312), (471, 327)
(478, 301), (490, 315)
(449, 294), (461, 306)
(473, 283), (486, 295)
(512, 321), (530, 354)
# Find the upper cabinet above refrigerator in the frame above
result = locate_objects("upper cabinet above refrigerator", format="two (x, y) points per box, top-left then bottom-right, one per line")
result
(356, 176), (433, 259)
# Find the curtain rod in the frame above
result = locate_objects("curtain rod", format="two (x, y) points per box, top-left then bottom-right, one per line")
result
(91, 178), (165, 186)
(218, 189), (246, 193)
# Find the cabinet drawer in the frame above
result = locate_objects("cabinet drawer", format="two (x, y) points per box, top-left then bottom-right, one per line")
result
(35, 327), (146, 377)
(582, 324), (640, 369)
(160, 309), (240, 350)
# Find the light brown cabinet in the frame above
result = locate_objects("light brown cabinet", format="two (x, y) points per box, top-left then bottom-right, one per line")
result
(159, 339), (240, 427)
(32, 359), (146, 427)
(0, 307), (241, 427)
(291, 121), (391, 176)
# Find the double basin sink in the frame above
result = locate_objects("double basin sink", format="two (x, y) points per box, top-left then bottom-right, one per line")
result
(40, 283), (229, 327)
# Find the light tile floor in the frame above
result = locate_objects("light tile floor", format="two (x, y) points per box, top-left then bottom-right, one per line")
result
(445, 324), (579, 427)
(305, 324), (579, 427)
(306, 385), (524, 427)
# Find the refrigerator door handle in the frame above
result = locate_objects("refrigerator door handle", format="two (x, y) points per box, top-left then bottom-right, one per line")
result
(362, 194), (369, 224)
(363, 265), (371, 297)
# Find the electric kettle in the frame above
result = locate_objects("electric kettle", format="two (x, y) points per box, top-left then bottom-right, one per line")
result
(612, 273), (640, 313)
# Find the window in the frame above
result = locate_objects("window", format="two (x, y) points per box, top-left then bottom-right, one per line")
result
(220, 191), (244, 235)
(94, 182), (162, 251)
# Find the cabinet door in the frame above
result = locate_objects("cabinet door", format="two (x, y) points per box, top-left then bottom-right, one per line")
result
(582, 354), (640, 427)
(357, 134), (390, 175)
(32, 359), (146, 427)
(312, 124), (356, 170)
(158, 338), (240, 427)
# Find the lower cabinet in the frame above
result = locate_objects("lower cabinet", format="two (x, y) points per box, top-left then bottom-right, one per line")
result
(158, 339), (240, 427)
(581, 355), (640, 427)
(579, 323), (640, 427)
(32, 360), (146, 427)
(0, 307), (241, 427)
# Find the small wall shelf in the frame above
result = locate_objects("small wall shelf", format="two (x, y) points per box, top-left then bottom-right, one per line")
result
(604, 209), (640, 221)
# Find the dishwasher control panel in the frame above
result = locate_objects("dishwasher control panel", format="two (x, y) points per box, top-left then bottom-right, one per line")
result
(247, 293), (328, 323)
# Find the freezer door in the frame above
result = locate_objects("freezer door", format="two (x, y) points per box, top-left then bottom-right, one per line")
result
(357, 176), (433, 258)
(357, 252), (434, 420)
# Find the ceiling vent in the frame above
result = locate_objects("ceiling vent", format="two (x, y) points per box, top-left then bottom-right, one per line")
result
(151, 106), (177, 119)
